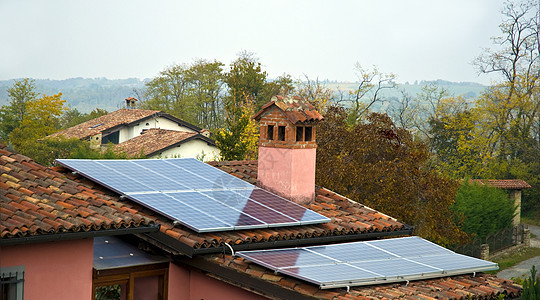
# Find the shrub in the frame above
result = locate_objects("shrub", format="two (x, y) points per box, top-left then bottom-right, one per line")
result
(452, 181), (516, 239)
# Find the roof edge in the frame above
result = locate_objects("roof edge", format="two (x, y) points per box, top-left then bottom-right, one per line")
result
(0, 224), (160, 246)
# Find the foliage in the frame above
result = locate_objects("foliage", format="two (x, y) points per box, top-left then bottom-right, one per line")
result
(296, 75), (333, 113)
(9, 93), (67, 155)
(316, 106), (466, 244)
(452, 182), (516, 239)
(140, 60), (226, 129)
(0, 78), (38, 141)
(521, 265), (540, 299)
(61, 108), (108, 129)
(224, 51), (268, 111)
(214, 98), (259, 161)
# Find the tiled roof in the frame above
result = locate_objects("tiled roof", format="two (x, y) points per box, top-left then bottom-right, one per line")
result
(253, 95), (324, 124)
(0, 144), (156, 240)
(57, 160), (409, 253)
(201, 254), (522, 300)
(49, 108), (160, 140)
(113, 128), (198, 157)
(470, 179), (531, 190)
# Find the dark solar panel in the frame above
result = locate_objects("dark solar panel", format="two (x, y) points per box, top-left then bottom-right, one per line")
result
(237, 236), (498, 289)
(55, 158), (330, 233)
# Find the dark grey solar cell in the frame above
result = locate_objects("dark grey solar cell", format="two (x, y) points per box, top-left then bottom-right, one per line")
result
(246, 189), (328, 224)
(349, 258), (441, 278)
(164, 159), (253, 189)
(365, 236), (452, 257)
(282, 264), (381, 285)
(239, 248), (337, 269)
(97, 160), (190, 191)
(166, 192), (266, 229)
(408, 254), (497, 271)
(201, 190), (297, 225)
(237, 236), (499, 289)
(131, 193), (232, 232)
(310, 242), (396, 262)
(56, 159), (153, 193)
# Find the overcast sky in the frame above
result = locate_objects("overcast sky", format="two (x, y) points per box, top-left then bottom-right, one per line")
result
(1, 0), (506, 84)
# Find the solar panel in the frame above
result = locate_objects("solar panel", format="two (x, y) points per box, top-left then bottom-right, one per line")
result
(237, 236), (498, 289)
(55, 158), (330, 232)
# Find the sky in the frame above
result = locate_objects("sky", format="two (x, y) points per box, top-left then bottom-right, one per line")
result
(1, 0), (507, 84)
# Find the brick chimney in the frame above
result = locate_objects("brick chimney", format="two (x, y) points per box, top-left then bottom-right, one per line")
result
(253, 95), (324, 205)
(125, 97), (138, 109)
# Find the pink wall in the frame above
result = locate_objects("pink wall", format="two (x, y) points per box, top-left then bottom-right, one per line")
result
(167, 263), (267, 300)
(258, 146), (316, 205)
(0, 238), (93, 300)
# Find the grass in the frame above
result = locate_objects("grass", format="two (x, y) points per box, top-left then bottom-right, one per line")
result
(485, 247), (540, 274)
(521, 216), (540, 227)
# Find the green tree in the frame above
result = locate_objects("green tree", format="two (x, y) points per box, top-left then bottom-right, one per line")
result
(0, 78), (38, 142)
(225, 51), (268, 111)
(316, 106), (466, 244)
(214, 98), (259, 161)
(60, 108), (109, 129)
(141, 64), (196, 123)
(452, 182), (516, 239)
(9, 93), (67, 152)
(184, 59), (225, 129)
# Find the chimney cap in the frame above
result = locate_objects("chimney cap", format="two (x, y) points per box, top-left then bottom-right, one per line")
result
(253, 95), (324, 124)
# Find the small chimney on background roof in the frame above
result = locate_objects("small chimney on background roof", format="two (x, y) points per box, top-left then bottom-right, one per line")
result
(125, 97), (138, 109)
(253, 95), (324, 205)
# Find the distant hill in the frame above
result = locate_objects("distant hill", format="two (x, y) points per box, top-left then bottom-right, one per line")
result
(0, 78), (487, 114)
(0, 78), (146, 113)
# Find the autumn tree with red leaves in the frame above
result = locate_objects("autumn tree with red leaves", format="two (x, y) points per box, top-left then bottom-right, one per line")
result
(316, 106), (466, 245)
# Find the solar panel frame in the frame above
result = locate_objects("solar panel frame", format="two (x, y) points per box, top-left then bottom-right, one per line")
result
(237, 236), (499, 289)
(55, 158), (330, 233)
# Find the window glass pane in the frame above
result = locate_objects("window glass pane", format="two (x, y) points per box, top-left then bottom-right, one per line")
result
(296, 126), (304, 141)
(267, 125), (274, 140)
(278, 126), (286, 141)
(305, 127), (312, 141)
(95, 284), (126, 300)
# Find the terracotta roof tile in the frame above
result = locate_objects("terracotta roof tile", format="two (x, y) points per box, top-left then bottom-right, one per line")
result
(0, 144), (156, 240)
(253, 95), (324, 124)
(469, 179), (531, 189)
(113, 128), (198, 157)
(48, 108), (160, 140)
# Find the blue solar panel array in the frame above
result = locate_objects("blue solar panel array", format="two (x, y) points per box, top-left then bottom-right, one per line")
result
(237, 236), (498, 289)
(55, 158), (330, 232)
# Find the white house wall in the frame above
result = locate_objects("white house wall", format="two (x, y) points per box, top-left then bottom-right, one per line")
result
(117, 116), (198, 143)
(148, 139), (220, 161)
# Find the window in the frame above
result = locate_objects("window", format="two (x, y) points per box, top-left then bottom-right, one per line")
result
(305, 126), (313, 141)
(1, 265), (24, 300)
(102, 131), (120, 144)
(267, 125), (274, 140)
(277, 126), (286, 141)
(296, 126), (304, 141)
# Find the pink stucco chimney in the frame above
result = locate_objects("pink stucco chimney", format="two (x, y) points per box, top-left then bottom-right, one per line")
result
(253, 95), (324, 205)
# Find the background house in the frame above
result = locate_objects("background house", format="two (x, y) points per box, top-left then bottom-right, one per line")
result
(48, 99), (219, 160)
